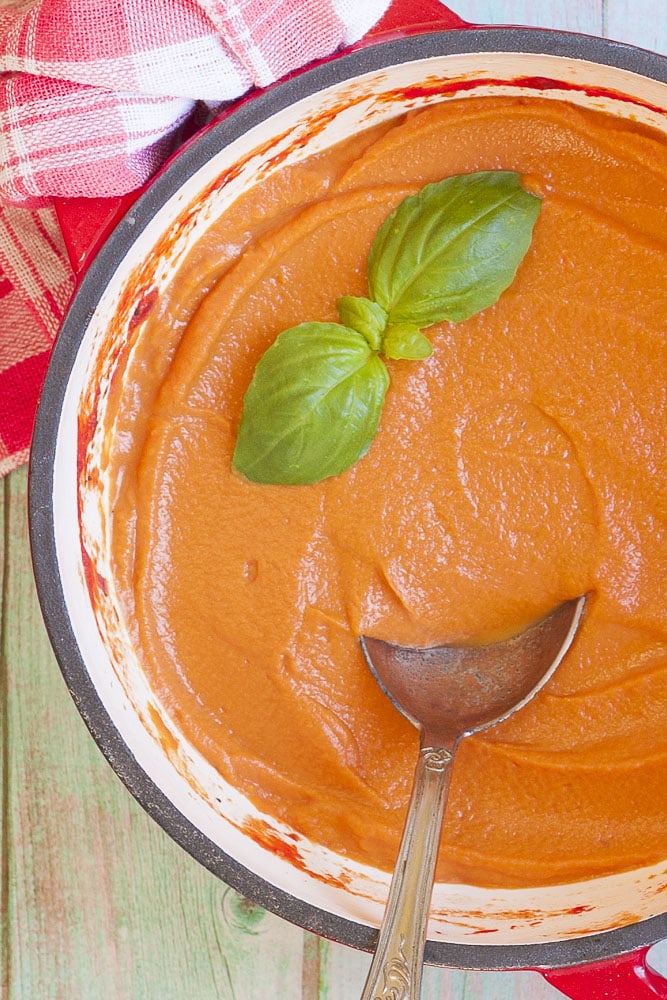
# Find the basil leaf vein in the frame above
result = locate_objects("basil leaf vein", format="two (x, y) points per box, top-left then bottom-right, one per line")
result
(368, 171), (541, 326)
(232, 322), (389, 485)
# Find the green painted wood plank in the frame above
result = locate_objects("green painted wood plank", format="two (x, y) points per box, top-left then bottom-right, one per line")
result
(446, 0), (667, 53)
(314, 935), (564, 998)
(448, 0), (604, 33)
(606, 0), (667, 52)
(449, 0), (666, 51)
(2, 466), (305, 999)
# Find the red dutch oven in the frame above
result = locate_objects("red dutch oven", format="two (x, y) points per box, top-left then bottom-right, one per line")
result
(29, 1), (667, 997)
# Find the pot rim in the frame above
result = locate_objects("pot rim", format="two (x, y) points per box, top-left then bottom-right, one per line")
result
(29, 25), (667, 970)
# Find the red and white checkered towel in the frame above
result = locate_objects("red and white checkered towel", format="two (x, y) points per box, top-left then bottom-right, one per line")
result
(0, 0), (392, 477)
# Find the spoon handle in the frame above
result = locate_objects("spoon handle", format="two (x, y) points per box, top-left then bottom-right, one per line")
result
(360, 745), (453, 1000)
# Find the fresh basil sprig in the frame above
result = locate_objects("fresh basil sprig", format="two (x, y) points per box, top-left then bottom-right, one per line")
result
(233, 171), (541, 485)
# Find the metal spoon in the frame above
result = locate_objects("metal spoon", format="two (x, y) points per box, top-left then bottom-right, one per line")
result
(358, 594), (587, 1000)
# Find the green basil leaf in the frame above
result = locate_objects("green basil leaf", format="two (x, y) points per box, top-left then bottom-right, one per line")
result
(337, 296), (387, 350)
(368, 171), (541, 326)
(382, 323), (433, 360)
(233, 322), (390, 485)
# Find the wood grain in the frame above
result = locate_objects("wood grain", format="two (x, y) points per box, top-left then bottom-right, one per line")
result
(2, 2), (665, 997)
(452, 0), (603, 34)
(1, 468), (305, 999)
(450, 0), (667, 51)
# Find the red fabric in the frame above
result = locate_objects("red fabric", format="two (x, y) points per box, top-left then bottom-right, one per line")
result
(0, 0), (391, 476)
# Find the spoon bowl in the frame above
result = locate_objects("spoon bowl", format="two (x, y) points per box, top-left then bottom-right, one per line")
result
(358, 595), (587, 999)
(361, 596), (587, 749)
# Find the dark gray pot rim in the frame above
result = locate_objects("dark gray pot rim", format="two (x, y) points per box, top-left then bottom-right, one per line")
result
(29, 25), (667, 970)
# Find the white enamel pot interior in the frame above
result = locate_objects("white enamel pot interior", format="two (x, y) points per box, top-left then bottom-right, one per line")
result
(29, 26), (667, 971)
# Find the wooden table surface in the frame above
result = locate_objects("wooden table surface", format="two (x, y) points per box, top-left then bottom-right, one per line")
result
(2, 2), (665, 997)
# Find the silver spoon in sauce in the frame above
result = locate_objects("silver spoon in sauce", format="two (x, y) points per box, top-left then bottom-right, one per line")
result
(358, 594), (587, 1000)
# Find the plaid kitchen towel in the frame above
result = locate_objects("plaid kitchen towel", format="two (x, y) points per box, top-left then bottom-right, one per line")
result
(0, 0), (392, 477)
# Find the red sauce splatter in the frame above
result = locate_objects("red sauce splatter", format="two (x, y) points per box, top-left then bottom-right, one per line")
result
(241, 817), (350, 889)
(147, 703), (180, 758)
(79, 543), (97, 604)
(77, 402), (104, 602)
(394, 75), (666, 116)
(515, 75), (665, 115)
(129, 286), (159, 330)
(243, 817), (304, 866)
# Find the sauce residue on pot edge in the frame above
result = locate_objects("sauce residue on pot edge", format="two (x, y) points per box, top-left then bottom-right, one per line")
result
(105, 96), (666, 888)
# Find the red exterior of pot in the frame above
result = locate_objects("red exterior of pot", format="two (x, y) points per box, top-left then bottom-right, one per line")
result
(543, 948), (667, 999)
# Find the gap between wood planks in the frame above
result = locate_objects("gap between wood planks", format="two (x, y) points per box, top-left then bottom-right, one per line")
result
(302, 933), (326, 999)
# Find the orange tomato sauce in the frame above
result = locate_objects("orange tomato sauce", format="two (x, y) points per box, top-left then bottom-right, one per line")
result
(107, 96), (667, 887)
